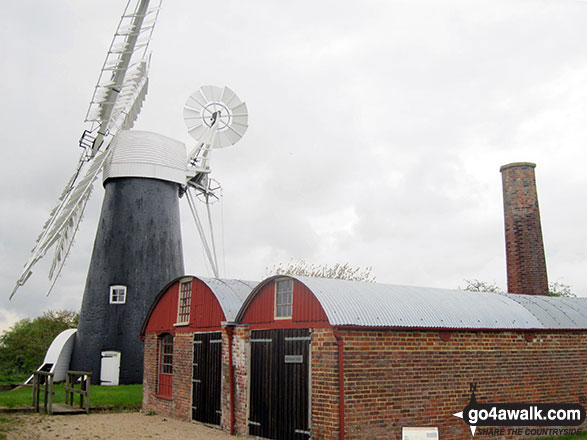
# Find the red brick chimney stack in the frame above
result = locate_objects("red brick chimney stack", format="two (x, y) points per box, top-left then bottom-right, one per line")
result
(500, 162), (549, 296)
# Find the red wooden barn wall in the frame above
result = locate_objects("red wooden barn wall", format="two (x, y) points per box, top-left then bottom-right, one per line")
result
(144, 277), (226, 334)
(239, 279), (330, 329)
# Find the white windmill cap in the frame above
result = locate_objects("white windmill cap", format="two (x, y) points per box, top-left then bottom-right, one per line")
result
(103, 130), (187, 185)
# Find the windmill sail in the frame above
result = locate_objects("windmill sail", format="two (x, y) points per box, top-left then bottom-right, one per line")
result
(11, 0), (163, 299)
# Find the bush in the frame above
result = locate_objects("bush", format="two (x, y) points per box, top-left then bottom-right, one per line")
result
(0, 310), (78, 376)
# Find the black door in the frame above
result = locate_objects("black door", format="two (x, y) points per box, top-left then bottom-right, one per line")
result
(249, 328), (311, 439)
(192, 332), (222, 425)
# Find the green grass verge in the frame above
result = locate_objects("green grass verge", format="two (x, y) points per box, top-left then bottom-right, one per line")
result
(0, 374), (29, 386)
(0, 384), (142, 409)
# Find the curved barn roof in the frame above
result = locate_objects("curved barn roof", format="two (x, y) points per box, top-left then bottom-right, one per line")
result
(237, 276), (587, 330)
(141, 275), (257, 334)
(198, 277), (258, 322)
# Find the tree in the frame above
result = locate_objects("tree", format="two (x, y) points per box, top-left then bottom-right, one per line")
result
(459, 279), (503, 293)
(460, 279), (576, 298)
(0, 310), (78, 376)
(548, 282), (576, 298)
(266, 259), (376, 282)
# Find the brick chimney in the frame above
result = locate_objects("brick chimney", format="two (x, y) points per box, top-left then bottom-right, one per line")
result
(500, 162), (548, 295)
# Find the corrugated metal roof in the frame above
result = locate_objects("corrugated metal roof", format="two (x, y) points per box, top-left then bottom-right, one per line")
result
(200, 277), (258, 322)
(285, 276), (587, 329)
(502, 293), (587, 329)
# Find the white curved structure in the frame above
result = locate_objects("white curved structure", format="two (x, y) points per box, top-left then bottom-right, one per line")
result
(103, 130), (187, 184)
(26, 328), (77, 384)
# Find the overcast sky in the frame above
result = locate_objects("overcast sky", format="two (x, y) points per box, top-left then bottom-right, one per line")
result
(1, 0), (587, 332)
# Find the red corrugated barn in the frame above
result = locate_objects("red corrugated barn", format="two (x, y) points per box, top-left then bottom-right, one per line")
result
(230, 275), (587, 440)
(141, 274), (586, 440)
(141, 275), (256, 430)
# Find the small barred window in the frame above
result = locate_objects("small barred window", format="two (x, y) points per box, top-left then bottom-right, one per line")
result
(176, 280), (192, 324)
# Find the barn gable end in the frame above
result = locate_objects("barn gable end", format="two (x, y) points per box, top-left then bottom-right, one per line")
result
(141, 276), (256, 428)
(142, 277), (226, 335)
(238, 277), (329, 328)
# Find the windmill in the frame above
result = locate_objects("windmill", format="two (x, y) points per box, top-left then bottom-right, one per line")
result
(11, 0), (162, 300)
(11, 0), (248, 385)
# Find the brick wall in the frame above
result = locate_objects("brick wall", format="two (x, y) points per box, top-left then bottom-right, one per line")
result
(142, 334), (163, 413)
(312, 328), (342, 439)
(144, 327), (247, 431)
(500, 162), (549, 295)
(311, 328), (587, 440)
(171, 333), (193, 420)
(145, 326), (586, 440)
(142, 332), (192, 421)
(221, 326), (250, 435)
(221, 328), (230, 431)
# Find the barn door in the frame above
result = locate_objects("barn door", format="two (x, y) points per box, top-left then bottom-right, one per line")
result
(249, 329), (311, 439)
(192, 332), (222, 425)
(249, 330), (273, 437)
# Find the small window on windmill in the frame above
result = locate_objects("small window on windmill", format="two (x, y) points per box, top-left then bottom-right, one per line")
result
(176, 279), (192, 325)
(109, 285), (127, 304)
(275, 279), (293, 319)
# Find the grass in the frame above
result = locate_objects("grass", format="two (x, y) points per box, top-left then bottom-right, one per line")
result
(0, 373), (29, 385)
(0, 384), (142, 409)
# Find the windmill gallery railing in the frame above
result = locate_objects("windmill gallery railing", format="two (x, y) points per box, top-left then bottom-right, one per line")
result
(32, 370), (91, 415)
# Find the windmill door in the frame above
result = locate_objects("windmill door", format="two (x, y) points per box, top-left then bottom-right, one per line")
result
(192, 332), (222, 425)
(100, 351), (120, 386)
(249, 329), (311, 439)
